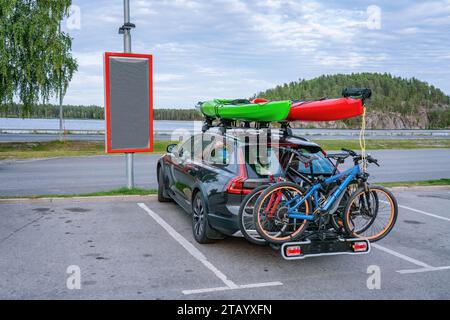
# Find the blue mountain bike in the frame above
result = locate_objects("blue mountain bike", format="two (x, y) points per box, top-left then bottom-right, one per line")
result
(253, 148), (398, 244)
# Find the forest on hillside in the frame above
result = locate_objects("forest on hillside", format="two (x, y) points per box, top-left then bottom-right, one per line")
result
(1, 73), (449, 129)
(0, 104), (105, 119)
(0, 104), (203, 121)
(256, 73), (450, 129)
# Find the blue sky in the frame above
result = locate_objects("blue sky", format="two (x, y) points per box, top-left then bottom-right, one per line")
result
(62, 0), (450, 108)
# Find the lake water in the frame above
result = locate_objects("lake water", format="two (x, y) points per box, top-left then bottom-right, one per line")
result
(0, 118), (202, 132)
(1, 117), (449, 138)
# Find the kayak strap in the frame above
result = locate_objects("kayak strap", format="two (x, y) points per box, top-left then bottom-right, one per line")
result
(359, 108), (367, 172)
(214, 99), (251, 118)
(214, 104), (221, 118)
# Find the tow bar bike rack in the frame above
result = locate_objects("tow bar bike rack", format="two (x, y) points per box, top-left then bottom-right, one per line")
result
(280, 237), (371, 260)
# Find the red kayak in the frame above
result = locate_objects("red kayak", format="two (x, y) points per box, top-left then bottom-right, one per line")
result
(287, 97), (364, 122)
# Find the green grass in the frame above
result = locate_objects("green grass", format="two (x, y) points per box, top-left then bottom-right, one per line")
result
(379, 178), (450, 188)
(0, 140), (176, 160)
(1, 179), (449, 200)
(0, 138), (449, 161)
(0, 187), (158, 199)
(314, 139), (450, 150)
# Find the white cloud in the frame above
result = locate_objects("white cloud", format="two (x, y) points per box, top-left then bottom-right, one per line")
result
(64, 72), (104, 106)
(154, 73), (185, 82)
(225, 0), (249, 13)
(256, 0), (283, 10)
(398, 27), (421, 35)
(193, 65), (249, 77)
(73, 51), (103, 67)
(315, 52), (388, 68)
(168, 0), (204, 10)
(248, 1), (367, 51)
(60, 0), (450, 107)
(134, 0), (157, 15)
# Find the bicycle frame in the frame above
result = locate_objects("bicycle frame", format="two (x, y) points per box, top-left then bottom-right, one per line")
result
(285, 164), (361, 221)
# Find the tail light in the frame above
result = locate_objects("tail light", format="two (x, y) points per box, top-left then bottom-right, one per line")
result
(285, 246), (302, 257)
(352, 241), (368, 252)
(226, 150), (252, 195)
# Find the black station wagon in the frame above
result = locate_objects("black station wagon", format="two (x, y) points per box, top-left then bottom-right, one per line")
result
(157, 128), (334, 243)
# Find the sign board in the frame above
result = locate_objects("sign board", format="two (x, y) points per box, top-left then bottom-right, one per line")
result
(104, 52), (153, 153)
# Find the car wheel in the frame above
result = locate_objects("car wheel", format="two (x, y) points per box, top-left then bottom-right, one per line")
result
(157, 167), (172, 203)
(192, 192), (214, 244)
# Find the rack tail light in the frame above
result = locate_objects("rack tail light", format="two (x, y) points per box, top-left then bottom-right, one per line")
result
(352, 241), (369, 252)
(285, 245), (302, 257)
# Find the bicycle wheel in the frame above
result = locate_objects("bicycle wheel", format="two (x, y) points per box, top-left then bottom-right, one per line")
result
(331, 181), (375, 233)
(343, 186), (397, 242)
(238, 185), (269, 246)
(253, 182), (311, 244)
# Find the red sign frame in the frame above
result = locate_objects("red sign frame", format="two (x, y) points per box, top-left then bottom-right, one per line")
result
(104, 52), (153, 153)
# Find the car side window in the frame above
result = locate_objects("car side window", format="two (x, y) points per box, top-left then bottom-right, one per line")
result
(177, 137), (194, 161)
(201, 135), (235, 167)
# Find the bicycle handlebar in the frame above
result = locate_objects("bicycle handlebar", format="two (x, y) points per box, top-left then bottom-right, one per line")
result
(341, 148), (358, 157)
(281, 146), (380, 167)
(340, 148), (380, 167)
(280, 147), (319, 163)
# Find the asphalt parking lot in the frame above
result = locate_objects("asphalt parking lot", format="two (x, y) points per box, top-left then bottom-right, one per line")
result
(0, 188), (449, 299)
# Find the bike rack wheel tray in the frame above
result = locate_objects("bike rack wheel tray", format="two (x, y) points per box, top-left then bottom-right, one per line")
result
(281, 238), (371, 260)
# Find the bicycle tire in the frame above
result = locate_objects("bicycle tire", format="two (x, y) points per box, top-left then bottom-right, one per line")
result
(253, 182), (312, 244)
(238, 185), (269, 246)
(343, 185), (397, 242)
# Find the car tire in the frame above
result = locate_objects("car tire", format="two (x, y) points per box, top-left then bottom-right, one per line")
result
(157, 167), (172, 203)
(192, 192), (215, 244)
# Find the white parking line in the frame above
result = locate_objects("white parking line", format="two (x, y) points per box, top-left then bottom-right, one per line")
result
(381, 200), (450, 222)
(397, 266), (450, 274)
(371, 244), (433, 268)
(374, 202), (450, 273)
(398, 204), (450, 222)
(137, 203), (283, 295)
(372, 243), (450, 274)
(182, 282), (283, 295)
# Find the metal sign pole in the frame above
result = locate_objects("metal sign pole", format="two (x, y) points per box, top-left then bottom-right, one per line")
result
(58, 21), (64, 142)
(123, 0), (132, 53)
(120, 0), (135, 189)
(59, 86), (64, 142)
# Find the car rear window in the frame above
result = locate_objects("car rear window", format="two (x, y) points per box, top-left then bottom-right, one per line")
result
(295, 149), (334, 175)
(243, 145), (334, 178)
(244, 146), (284, 178)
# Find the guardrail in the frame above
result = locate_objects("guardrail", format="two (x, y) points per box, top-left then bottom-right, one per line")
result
(0, 128), (449, 137)
(0, 129), (105, 135)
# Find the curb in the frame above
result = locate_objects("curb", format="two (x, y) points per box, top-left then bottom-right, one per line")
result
(0, 194), (158, 204)
(0, 152), (165, 164)
(387, 185), (450, 191)
(1, 185), (449, 204)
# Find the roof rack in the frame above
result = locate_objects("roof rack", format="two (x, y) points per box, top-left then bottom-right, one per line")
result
(200, 118), (308, 142)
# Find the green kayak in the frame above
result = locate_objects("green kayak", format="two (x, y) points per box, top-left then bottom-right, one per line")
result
(199, 99), (291, 122)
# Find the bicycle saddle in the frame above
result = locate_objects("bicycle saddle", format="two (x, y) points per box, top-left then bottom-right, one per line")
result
(326, 153), (349, 161)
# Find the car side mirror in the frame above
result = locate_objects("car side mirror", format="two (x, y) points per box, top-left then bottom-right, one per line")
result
(166, 144), (177, 154)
